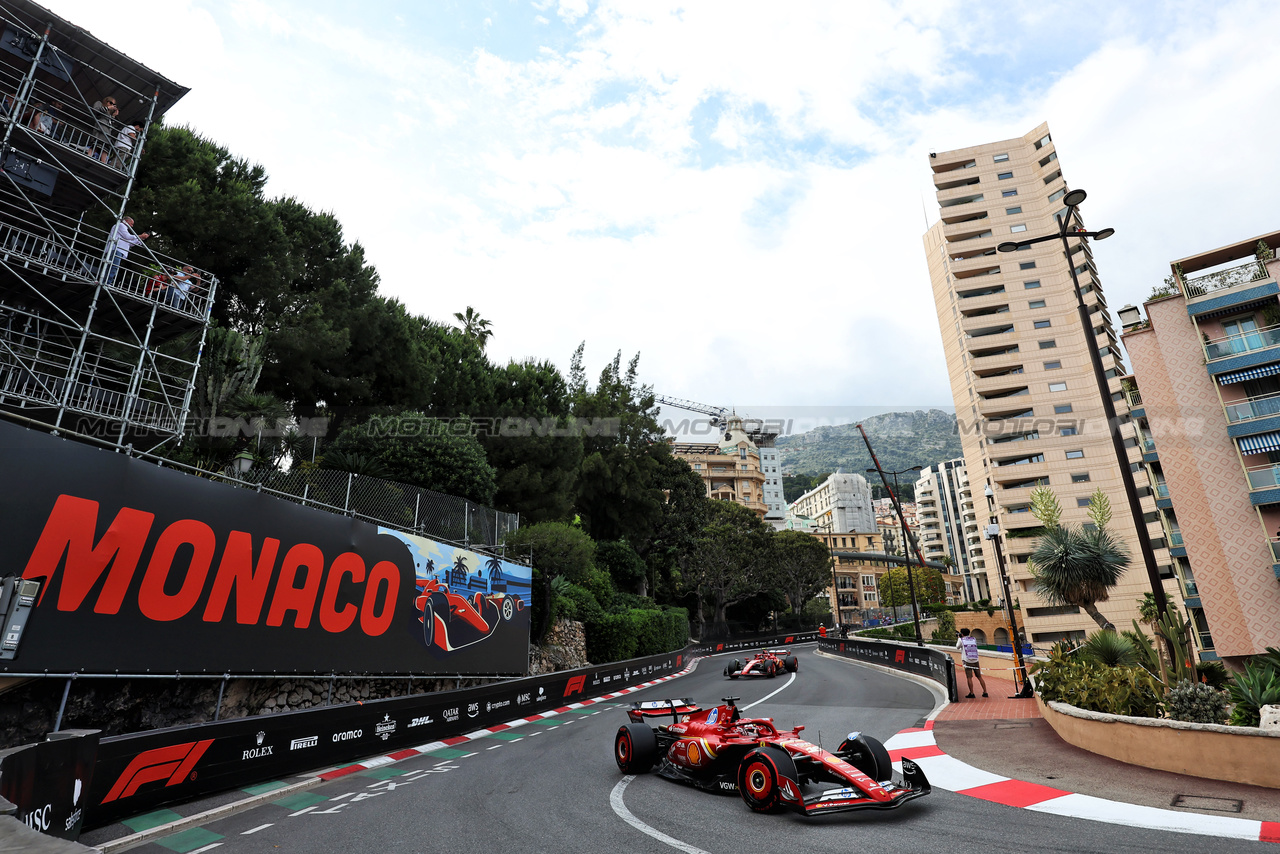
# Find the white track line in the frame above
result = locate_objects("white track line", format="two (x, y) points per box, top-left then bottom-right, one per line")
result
(741, 671), (797, 710)
(610, 777), (712, 854)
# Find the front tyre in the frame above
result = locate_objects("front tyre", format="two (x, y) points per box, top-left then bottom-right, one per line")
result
(837, 733), (893, 783)
(615, 723), (658, 774)
(785, 656), (799, 673)
(737, 746), (799, 813)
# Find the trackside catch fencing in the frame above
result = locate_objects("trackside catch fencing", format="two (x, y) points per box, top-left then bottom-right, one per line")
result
(818, 637), (958, 702)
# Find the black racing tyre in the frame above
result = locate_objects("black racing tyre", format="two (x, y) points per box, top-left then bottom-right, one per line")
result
(837, 733), (893, 783)
(767, 661), (777, 678)
(615, 723), (659, 774)
(737, 746), (799, 813)
(784, 656), (799, 673)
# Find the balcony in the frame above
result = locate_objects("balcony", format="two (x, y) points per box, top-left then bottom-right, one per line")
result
(1246, 464), (1280, 491)
(1181, 258), (1270, 299)
(1226, 391), (1280, 423)
(1205, 323), (1280, 361)
(1154, 482), (1170, 499)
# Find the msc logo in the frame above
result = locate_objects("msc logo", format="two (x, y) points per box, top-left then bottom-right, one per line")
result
(103, 739), (215, 802)
(563, 675), (586, 697)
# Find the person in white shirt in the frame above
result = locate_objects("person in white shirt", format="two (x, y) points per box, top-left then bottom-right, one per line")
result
(106, 216), (148, 284)
(955, 627), (989, 699)
(114, 121), (144, 168)
(167, 265), (200, 309)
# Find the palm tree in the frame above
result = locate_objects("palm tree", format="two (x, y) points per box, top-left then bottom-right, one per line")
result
(453, 307), (493, 350)
(1027, 487), (1129, 631)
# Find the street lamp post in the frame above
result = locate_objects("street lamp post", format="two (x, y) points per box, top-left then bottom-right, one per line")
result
(984, 485), (1035, 699)
(867, 464), (924, 644)
(997, 189), (1169, 616)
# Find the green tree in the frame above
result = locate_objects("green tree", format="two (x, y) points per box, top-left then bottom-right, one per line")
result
(1027, 487), (1129, 631)
(480, 359), (582, 523)
(877, 565), (946, 609)
(680, 501), (773, 638)
(772, 531), (832, 616)
(637, 453), (711, 600)
(325, 411), (497, 505)
(453, 306), (493, 350)
(596, 540), (647, 595)
(506, 521), (599, 642)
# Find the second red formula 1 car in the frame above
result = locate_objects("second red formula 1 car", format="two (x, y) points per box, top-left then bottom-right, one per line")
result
(614, 697), (930, 816)
(723, 648), (798, 679)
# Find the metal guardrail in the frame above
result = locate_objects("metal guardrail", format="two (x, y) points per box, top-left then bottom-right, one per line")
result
(1182, 258), (1269, 298)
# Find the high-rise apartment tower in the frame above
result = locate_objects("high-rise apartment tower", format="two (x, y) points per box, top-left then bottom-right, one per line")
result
(922, 122), (1179, 645)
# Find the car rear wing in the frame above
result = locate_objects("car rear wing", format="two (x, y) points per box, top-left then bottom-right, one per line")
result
(627, 698), (699, 724)
(764, 648), (790, 656)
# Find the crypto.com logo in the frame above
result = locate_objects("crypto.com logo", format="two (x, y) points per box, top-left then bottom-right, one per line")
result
(102, 739), (214, 802)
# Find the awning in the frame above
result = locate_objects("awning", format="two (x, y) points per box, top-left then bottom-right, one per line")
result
(1217, 363), (1280, 385)
(1238, 431), (1280, 454)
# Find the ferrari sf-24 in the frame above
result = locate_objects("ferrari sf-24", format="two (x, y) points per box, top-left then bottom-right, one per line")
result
(614, 697), (930, 816)
(723, 648), (798, 679)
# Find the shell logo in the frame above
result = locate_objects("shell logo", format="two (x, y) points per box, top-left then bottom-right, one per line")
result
(687, 740), (701, 764)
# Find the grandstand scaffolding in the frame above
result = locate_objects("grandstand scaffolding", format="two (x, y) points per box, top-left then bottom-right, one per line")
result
(0, 0), (212, 451)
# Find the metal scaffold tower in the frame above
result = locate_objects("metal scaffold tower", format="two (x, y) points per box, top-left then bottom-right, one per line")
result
(0, 0), (213, 451)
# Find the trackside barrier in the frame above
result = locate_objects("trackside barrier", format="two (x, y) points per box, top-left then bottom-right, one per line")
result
(79, 648), (687, 832)
(819, 637), (958, 702)
(688, 631), (820, 656)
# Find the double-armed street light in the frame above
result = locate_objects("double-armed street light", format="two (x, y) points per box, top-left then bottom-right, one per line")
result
(995, 188), (1169, 617)
(984, 484), (1035, 699)
(867, 465), (924, 644)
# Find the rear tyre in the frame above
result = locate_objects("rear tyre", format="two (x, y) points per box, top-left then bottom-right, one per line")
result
(615, 723), (659, 774)
(837, 733), (893, 783)
(767, 662), (777, 678)
(738, 746), (800, 813)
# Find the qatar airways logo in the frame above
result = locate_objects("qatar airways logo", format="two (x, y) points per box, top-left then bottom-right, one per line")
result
(20, 495), (401, 635)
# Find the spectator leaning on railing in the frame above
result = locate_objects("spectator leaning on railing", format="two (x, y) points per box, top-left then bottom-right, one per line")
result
(105, 216), (148, 285)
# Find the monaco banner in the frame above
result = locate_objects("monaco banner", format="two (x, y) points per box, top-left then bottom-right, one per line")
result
(1, 420), (531, 676)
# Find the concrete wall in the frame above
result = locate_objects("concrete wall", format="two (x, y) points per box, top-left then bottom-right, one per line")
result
(1039, 697), (1280, 789)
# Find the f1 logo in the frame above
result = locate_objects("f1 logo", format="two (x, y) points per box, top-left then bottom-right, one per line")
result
(895, 650), (905, 664)
(563, 675), (586, 697)
(103, 739), (214, 802)
(716, 644), (723, 651)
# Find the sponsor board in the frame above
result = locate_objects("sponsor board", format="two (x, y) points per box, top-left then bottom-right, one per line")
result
(291, 736), (319, 751)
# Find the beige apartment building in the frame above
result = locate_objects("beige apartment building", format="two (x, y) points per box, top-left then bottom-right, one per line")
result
(921, 122), (1179, 645)
(670, 414), (768, 518)
(915, 459), (986, 602)
(1120, 231), (1280, 665)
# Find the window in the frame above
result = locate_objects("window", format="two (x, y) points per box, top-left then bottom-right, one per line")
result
(1076, 498), (1091, 507)
(1047, 188), (1066, 203)
(1011, 224), (1027, 233)
(994, 153), (1009, 162)
(1029, 300), (1046, 309)
(1065, 449), (1085, 459)
(1054, 403), (1073, 413)
(998, 171), (1014, 180)
(1060, 426), (1077, 436)
(1005, 206), (1022, 215)
(1049, 382), (1068, 392)
(1071, 473), (1091, 483)
(1019, 261), (1036, 270)
(1034, 319), (1052, 329)
(1043, 360), (1061, 369)
(1039, 340), (1056, 349)
(1024, 280), (1041, 289)
(1002, 189), (1018, 198)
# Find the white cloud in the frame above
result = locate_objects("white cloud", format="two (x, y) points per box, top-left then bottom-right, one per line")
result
(34, 0), (1280, 424)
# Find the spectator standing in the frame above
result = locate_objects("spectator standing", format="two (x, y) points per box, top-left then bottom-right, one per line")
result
(106, 216), (148, 285)
(167, 265), (200, 309)
(114, 121), (143, 168)
(955, 627), (989, 699)
(91, 97), (118, 162)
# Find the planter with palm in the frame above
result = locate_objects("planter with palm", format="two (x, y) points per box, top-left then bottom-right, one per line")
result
(1027, 487), (1128, 632)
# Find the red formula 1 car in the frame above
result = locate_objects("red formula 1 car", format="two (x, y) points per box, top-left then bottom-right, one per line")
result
(614, 697), (930, 816)
(723, 648), (798, 679)
(414, 578), (523, 652)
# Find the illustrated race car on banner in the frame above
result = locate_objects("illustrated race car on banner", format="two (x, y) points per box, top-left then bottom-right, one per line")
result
(614, 697), (931, 816)
(723, 648), (799, 679)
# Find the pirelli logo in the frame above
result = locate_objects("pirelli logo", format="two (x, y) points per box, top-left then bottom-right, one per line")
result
(102, 739), (215, 802)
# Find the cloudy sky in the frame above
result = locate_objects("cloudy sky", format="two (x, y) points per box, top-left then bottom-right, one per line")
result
(40, 0), (1280, 432)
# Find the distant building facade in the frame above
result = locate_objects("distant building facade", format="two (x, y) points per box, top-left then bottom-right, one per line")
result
(786, 472), (876, 533)
(671, 415), (768, 518)
(916, 459), (988, 602)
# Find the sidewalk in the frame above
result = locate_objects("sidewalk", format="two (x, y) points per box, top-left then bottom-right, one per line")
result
(919, 671), (1280, 839)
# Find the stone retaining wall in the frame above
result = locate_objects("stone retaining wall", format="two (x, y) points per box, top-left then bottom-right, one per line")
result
(1038, 696), (1280, 789)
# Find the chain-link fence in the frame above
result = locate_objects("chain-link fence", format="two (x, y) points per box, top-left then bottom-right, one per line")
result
(227, 466), (520, 554)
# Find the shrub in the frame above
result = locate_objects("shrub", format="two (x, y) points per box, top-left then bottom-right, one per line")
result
(1165, 680), (1228, 725)
(1080, 630), (1138, 668)
(931, 610), (957, 643)
(1032, 646), (1161, 717)
(1227, 661), (1280, 727)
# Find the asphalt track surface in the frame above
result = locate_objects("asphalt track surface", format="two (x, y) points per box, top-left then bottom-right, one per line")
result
(116, 646), (1274, 854)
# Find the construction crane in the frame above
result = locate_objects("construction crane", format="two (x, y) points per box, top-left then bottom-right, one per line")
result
(656, 395), (776, 447)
